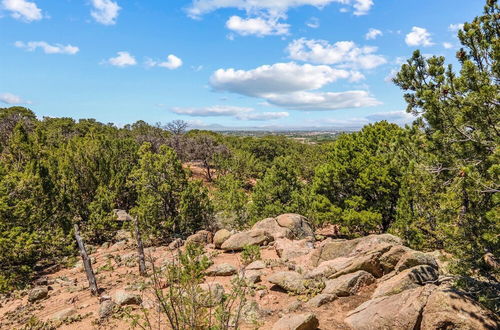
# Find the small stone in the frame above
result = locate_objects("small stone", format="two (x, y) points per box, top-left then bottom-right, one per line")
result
(28, 287), (48, 303)
(205, 263), (237, 276)
(246, 260), (266, 270)
(114, 290), (142, 306)
(272, 313), (319, 330)
(52, 307), (77, 321)
(285, 301), (303, 313)
(99, 300), (117, 318)
(307, 293), (337, 308)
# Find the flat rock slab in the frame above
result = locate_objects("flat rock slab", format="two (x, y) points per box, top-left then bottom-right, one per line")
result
(272, 313), (319, 330)
(373, 264), (438, 298)
(323, 270), (375, 297)
(268, 271), (307, 294)
(205, 263), (237, 276)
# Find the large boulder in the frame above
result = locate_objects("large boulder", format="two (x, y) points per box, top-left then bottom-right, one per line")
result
(267, 271), (307, 294)
(379, 245), (412, 273)
(275, 238), (314, 260)
(395, 250), (438, 272)
(275, 214), (315, 240)
(345, 285), (436, 330)
(421, 286), (499, 330)
(28, 286), (48, 303)
(272, 313), (319, 330)
(186, 230), (213, 245)
(221, 230), (273, 251)
(323, 270), (375, 297)
(330, 248), (389, 278)
(252, 217), (291, 239)
(213, 229), (232, 248)
(304, 257), (353, 279)
(311, 234), (402, 266)
(373, 265), (439, 298)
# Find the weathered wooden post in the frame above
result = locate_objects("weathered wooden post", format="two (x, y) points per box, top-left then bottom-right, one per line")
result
(74, 223), (99, 295)
(134, 216), (147, 276)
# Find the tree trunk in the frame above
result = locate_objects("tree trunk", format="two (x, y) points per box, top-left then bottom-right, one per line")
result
(73, 223), (98, 296)
(134, 216), (147, 276)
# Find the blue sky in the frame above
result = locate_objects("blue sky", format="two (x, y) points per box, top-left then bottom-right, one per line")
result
(0, 0), (484, 129)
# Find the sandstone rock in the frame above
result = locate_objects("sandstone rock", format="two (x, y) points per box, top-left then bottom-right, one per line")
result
(114, 290), (142, 306)
(330, 249), (387, 278)
(268, 271), (308, 294)
(99, 300), (117, 318)
(252, 217), (291, 239)
(311, 234), (401, 266)
(272, 313), (319, 330)
(241, 270), (262, 285)
(379, 245), (411, 273)
(28, 286), (48, 303)
(421, 286), (499, 330)
(168, 238), (183, 250)
(221, 230), (273, 251)
(395, 250), (438, 272)
(306, 293), (337, 308)
(373, 265), (439, 298)
(245, 260), (266, 270)
(198, 283), (225, 307)
(275, 214), (315, 240)
(205, 263), (237, 276)
(52, 307), (77, 321)
(213, 229), (232, 248)
(323, 270), (375, 296)
(186, 230), (213, 245)
(304, 257), (353, 279)
(345, 285), (436, 330)
(426, 250), (453, 275)
(240, 300), (267, 323)
(275, 238), (314, 260)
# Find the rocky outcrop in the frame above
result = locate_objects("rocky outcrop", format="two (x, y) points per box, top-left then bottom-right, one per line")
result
(395, 250), (438, 272)
(373, 265), (438, 298)
(345, 284), (436, 330)
(272, 313), (319, 330)
(221, 229), (273, 251)
(323, 270), (375, 297)
(421, 286), (499, 330)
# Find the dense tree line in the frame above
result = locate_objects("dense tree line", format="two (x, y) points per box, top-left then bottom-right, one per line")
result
(0, 0), (498, 309)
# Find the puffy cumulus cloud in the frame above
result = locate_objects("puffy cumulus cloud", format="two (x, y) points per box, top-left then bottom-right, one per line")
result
(226, 15), (289, 36)
(104, 51), (137, 67)
(0, 92), (30, 104)
(210, 62), (357, 96)
(287, 38), (386, 70)
(365, 28), (382, 40)
(91, 0), (120, 25)
(1, 0), (42, 22)
(209, 62), (380, 111)
(187, 0), (374, 19)
(264, 90), (381, 110)
(405, 26), (434, 47)
(146, 54), (183, 69)
(14, 41), (79, 55)
(171, 105), (288, 121)
(448, 23), (464, 32)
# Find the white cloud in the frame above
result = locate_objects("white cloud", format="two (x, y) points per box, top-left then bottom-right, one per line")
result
(90, 0), (120, 25)
(105, 51), (136, 67)
(146, 54), (183, 69)
(287, 38), (386, 69)
(1, 0), (42, 22)
(171, 105), (288, 121)
(448, 23), (464, 32)
(264, 90), (380, 110)
(14, 41), (79, 55)
(0, 92), (30, 104)
(443, 42), (453, 49)
(210, 62), (356, 96)
(187, 0), (374, 18)
(365, 28), (382, 40)
(405, 26), (434, 47)
(306, 17), (319, 28)
(226, 15), (289, 36)
(384, 68), (398, 83)
(210, 62), (380, 111)
(365, 110), (413, 122)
